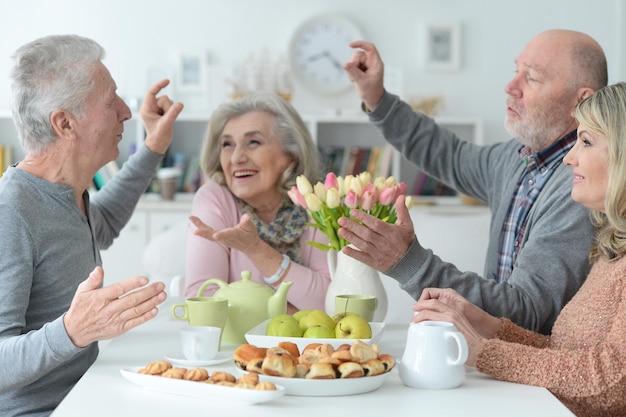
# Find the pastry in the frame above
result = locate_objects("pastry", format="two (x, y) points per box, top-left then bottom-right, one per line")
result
(266, 346), (292, 357)
(233, 344), (267, 370)
(246, 357), (265, 374)
(161, 367), (186, 379)
(183, 368), (209, 381)
(378, 354), (395, 371)
(254, 381), (277, 391)
(301, 343), (322, 354)
(361, 359), (385, 376)
(138, 360), (172, 375)
(350, 340), (379, 362)
(337, 361), (364, 378)
(330, 349), (353, 362)
(215, 381), (237, 387)
(262, 353), (297, 378)
(295, 363), (309, 378)
(237, 373), (259, 386)
(277, 341), (300, 358)
(305, 362), (336, 379)
(210, 371), (236, 383)
(336, 343), (351, 352)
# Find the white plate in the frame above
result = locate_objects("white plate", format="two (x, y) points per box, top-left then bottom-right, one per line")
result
(164, 351), (231, 367)
(120, 368), (285, 405)
(245, 319), (385, 352)
(233, 368), (391, 396)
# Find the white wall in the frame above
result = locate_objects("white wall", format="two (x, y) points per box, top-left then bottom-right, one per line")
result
(0, 0), (624, 145)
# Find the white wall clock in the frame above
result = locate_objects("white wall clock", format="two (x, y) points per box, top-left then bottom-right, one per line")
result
(288, 14), (364, 95)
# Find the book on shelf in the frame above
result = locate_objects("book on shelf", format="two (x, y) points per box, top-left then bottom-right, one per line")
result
(0, 144), (14, 178)
(318, 144), (394, 178)
(412, 171), (456, 196)
(92, 160), (120, 190)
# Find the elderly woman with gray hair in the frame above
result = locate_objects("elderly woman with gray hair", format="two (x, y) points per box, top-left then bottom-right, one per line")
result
(185, 93), (330, 312)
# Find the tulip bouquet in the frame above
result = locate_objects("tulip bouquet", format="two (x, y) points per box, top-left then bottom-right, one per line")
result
(288, 172), (413, 252)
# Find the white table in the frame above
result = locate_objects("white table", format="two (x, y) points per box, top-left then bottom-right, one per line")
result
(53, 308), (574, 417)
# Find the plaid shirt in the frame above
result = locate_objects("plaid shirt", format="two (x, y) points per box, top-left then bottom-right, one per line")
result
(496, 130), (577, 282)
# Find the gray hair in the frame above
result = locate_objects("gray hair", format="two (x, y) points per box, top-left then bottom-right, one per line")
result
(200, 93), (321, 191)
(9, 34), (105, 155)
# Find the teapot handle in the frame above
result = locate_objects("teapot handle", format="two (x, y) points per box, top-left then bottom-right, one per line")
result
(445, 331), (469, 366)
(196, 278), (226, 297)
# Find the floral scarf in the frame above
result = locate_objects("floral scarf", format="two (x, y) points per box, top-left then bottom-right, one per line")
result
(238, 197), (307, 263)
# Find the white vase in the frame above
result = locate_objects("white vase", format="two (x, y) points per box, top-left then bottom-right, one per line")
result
(325, 248), (388, 322)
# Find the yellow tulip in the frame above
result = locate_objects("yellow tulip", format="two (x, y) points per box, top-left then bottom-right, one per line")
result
(350, 176), (364, 196)
(326, 188), (341, 209)
(358, 171), (372, 187)
(314, 182), (326, 201)
(304, 193), (323, 211)
(296, 175), (313, 195)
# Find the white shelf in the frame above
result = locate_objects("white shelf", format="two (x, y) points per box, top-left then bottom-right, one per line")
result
(0, 110), (483, 192)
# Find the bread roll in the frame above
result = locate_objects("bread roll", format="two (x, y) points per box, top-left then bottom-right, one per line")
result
(337, 361), (364, 378)
(262, 353), (297, 378)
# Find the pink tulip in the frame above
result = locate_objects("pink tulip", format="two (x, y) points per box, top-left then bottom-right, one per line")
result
(324, 172), (339, 191)
(398, 181), (408, 196)
(345, 190), (359, 209)
(288, 186), (307, 208)
(361, 189), (377, 210)
(379, 186), (396, 206)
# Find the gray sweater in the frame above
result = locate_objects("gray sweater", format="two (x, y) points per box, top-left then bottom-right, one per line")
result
(370, 92), (594, 334)
(0, 145), (162, 417)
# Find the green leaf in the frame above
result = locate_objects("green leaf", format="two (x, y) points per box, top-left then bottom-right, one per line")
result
(306, 240), (332, 252)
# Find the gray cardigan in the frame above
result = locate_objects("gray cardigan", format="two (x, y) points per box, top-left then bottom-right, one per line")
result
(0, 145), (162, 417)
(370, 92), (594, 334)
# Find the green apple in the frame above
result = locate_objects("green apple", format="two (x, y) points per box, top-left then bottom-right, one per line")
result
(335, 314), (372, 339)
(298, 309), (336, 333)
(332, 311), (358, 324)
(293, 309), (314, 322)
(302, 324), (336, 338)
(266, 314), (303, 337)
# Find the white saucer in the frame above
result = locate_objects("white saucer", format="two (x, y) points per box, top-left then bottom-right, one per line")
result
(164, 351), (231, 367)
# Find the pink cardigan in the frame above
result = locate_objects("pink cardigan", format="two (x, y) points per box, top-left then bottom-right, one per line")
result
(476, 256), (626, 417)
(184, 180), (330, 310)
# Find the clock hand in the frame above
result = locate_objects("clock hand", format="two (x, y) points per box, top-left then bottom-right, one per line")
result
(325, 53), (344, 74)
(306, 51), (344, 74)
(307, 51), (327, 62)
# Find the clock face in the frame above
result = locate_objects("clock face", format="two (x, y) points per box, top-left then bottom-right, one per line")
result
(289, 15), (363, 95)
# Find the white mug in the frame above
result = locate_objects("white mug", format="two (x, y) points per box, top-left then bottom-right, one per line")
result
(398, 321), (468, 389)
(180, 326), (221, 361)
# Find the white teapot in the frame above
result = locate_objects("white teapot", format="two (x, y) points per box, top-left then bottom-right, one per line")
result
(398, 321), (468, 389)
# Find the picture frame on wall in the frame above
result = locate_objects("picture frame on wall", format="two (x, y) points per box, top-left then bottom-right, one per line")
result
(176, 54), (206, 94)
(424, 23), (461, 71)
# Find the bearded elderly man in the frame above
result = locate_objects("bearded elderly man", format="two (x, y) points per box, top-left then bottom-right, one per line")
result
(338, 30), (607, 334)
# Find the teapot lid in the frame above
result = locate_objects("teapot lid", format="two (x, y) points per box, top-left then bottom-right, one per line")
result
(227, 270), (266, 289)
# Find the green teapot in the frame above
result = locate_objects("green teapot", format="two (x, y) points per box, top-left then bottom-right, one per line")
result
(196, 270), (293, 345)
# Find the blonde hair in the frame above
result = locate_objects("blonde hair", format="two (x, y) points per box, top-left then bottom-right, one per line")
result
(199, 93), (321, 191)
(574, 82), (626, 261)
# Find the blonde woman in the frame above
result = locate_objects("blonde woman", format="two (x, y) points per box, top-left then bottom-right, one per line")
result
(414, 82), (626, 417)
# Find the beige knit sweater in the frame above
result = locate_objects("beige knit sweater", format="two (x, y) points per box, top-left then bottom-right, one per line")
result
(476, 256), (626, 417)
